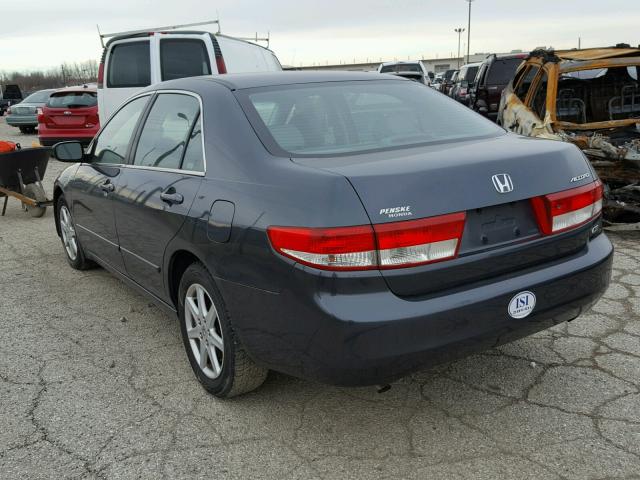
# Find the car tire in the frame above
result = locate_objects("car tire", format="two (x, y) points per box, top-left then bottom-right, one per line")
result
(19, 127), (29, 134)
(178, 262), (268, 398)
(56, 196), (93, 270)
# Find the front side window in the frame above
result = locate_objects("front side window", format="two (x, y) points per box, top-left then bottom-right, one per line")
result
(107, 41), (151, 88)
(93, 96), (149, 164)
(161, 39), (211, 81)
(241, 80), (503, 157)
(133, 94), (200, 170)
(515, 67), (539, 102)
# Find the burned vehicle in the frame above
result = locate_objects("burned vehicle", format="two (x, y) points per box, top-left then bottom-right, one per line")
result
(498, 46), (640, 226)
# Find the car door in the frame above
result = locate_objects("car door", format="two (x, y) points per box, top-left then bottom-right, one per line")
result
(70, 95), (151, 272)
(113, 92), (204, 299)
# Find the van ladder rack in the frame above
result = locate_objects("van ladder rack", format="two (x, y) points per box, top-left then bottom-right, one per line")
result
(97, 20), (220, 47)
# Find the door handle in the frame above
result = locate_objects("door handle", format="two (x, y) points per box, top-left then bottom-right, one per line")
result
(100, 180), (115, 193)
(160, 190), (184, 205)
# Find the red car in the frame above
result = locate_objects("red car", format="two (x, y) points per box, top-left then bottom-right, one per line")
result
(38, 86), (100, 146)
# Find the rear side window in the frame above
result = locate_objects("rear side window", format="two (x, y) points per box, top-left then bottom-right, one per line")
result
(487, 58), (524, 85)
(47, 91), (97, 108)
(465, 66), (479, 84)
(181, 115), (204, 172)
(133, 93), (200, 170)
(160, 39), (211, 81)
(241, 80), (503, 157)
(532, 71), (549, 119)
(107, 42), (151, 88)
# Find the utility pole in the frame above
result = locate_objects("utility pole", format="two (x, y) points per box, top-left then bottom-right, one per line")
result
(466, 0), (474, 63)
(455, 28), (465, 68)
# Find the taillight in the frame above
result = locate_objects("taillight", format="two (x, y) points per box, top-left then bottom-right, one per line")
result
(267, 225), (377, 271)
(216, 55), (227, 74)
(530, 180), (603, 235)
(267, 212), (466, 271)
(97, 62), (104, 88)
(6, 107), (11, 115)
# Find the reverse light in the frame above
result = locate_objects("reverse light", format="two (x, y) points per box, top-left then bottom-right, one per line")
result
(267, 212), (466, 271)
(530, 180), (603, 235)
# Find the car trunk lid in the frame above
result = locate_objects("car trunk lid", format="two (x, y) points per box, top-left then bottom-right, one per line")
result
(43, 106), (98, 129)
(293, 134), (598, 296)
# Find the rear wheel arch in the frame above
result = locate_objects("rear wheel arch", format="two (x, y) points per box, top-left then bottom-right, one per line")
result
(168, 249), (207, 309)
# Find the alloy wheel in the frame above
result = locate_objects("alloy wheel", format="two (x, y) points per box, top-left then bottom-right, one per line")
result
(184, 283), (224, 379)
(59, 205), (78, 261)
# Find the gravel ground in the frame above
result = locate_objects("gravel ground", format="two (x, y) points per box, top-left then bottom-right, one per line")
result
(1, 116), (639, 480)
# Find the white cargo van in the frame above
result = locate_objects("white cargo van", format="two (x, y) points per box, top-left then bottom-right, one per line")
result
(97, 22), (281, 120)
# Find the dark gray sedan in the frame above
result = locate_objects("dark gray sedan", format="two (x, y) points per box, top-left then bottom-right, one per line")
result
(6, 89), (55, 133)
(51, 72), (612, 398)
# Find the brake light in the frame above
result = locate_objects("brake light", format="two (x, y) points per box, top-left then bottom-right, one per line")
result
(530, 180), (603, 235)
(216, 56), (227, 74)
(267, 225), (377, 270)
(97, 62), (104, 88)
(267, 212), (466, 271)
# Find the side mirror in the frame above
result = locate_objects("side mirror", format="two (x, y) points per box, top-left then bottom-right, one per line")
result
(53, 141), (84, 162)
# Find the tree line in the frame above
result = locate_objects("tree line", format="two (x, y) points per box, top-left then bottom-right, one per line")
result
(0, 60), (99, 94)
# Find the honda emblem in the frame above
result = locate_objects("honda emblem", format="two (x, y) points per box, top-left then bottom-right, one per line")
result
(491, 174), (514, 194)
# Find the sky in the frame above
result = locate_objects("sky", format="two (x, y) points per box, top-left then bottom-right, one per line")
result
(0, 0), (638, 71)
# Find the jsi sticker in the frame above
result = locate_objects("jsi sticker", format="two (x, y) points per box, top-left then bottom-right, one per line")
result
(508, 291), (536, 319)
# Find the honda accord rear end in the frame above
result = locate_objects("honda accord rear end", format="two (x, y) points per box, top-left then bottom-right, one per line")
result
(220, 75), (612, 386)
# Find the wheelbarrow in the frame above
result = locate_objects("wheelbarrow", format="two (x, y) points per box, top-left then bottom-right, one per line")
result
(0, 146), (53, 218)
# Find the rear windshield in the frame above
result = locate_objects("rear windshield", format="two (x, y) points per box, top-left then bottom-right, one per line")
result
(380, 64), (421, 73)
(23, 90), (52, 103)
(486, 58), (524, 85)
(47, 92), (97, 108)
(107, 41), (151, 88)
(160, 39), (212, 81)
(240, 80), (502, 157)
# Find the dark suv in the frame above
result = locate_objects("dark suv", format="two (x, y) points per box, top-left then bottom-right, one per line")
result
(469, 53), (527, 120)
(0, 84), (23, 116)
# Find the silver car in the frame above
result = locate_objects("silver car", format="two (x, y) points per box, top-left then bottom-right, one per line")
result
(6, 89), (55, 134)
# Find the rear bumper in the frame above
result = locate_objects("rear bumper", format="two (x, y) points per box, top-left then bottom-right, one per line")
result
(220, 232), (613, 386)
(6, 114), (37, 126)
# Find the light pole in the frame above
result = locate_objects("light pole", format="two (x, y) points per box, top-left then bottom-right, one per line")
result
(454, 28), (465, 68)
(466, 0), (474, 63)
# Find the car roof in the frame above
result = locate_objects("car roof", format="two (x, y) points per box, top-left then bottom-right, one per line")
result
(170, 71), (405, 90)
(380, 60), (422, 66)
(554, 47), (640, 61)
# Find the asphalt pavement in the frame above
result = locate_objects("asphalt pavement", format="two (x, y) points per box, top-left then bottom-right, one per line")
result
(1, 117), (639, 479)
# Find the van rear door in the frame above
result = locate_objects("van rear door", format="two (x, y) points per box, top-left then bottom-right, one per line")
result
(99, 39), (153, 121)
